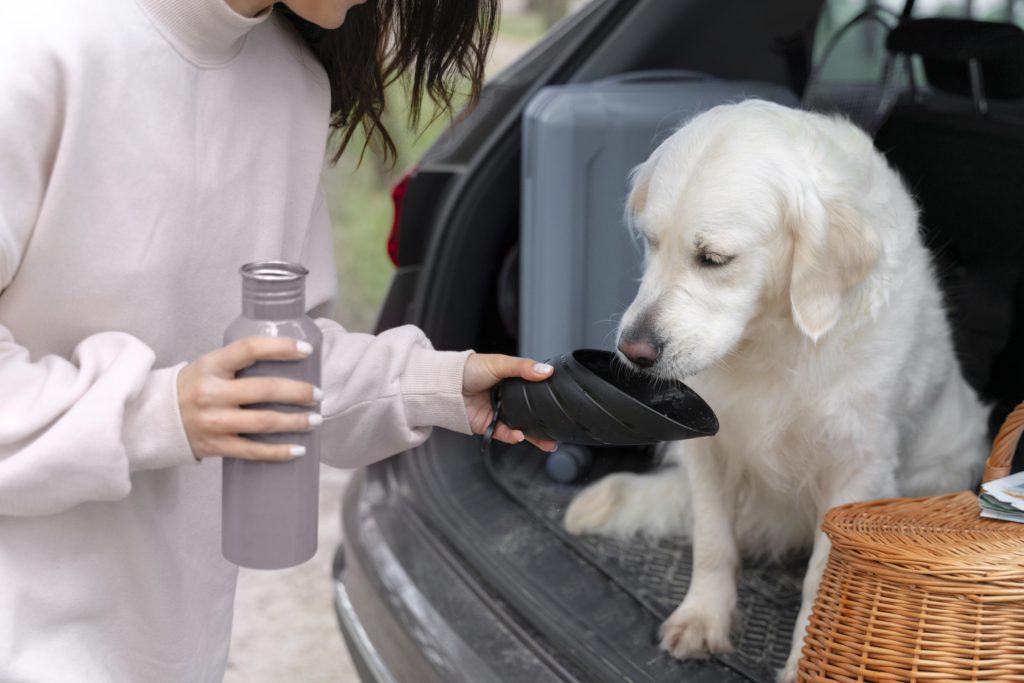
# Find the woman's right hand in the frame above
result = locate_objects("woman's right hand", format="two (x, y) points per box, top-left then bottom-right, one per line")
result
(177, 337), (322, 461)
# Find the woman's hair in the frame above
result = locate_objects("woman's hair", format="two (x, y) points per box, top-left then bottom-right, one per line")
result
(278, 1), (499, 164)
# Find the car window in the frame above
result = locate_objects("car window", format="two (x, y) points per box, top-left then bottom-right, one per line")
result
(813, 0), (1024, 83)
(807, 0), (1024, 128)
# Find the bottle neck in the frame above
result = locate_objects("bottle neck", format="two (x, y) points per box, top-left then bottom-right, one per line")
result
(242, 295), (306, 320)
(239, 261), (308, 321)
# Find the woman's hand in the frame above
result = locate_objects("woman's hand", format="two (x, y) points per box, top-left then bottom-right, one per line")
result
(462, 353), (557, 452)
(177, 337), (321, 461)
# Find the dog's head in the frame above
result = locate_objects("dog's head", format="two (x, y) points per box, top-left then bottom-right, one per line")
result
(618, 100), (887, 378)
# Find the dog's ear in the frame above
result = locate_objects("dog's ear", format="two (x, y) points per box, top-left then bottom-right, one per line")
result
(788, 188), (881, 342)
(626, 147), (664, 223)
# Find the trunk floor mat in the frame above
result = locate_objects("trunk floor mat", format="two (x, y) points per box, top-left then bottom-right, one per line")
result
(486, 444), (808, 682)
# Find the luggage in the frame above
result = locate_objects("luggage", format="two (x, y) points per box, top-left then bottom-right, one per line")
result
(519, 71), (798, 360)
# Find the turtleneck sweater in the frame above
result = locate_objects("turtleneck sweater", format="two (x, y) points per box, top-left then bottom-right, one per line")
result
(0, 0), (472, 680)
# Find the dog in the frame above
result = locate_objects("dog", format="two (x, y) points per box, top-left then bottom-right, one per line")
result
(563, 100), (990, 683)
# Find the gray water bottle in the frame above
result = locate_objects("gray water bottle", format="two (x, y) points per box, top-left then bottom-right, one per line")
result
(222, 261), (323, 569)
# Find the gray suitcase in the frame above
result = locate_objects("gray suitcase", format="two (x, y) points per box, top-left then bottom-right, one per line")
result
(519, 72), (798, 360)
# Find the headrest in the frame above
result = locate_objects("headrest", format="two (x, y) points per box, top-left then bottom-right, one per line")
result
(887, 18), (1024, 99)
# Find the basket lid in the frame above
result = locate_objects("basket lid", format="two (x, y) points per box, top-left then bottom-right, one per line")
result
(823, 492), (1024, 586)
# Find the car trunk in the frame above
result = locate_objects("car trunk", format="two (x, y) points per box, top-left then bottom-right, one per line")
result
(352, 2), (825, 681)
(346, 1), (1024, 681)
(354, 429), (809, 682)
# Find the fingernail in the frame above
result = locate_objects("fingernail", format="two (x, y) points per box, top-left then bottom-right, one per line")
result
(296, 340), (313, 355)
(312, 386), (324, 402)
(533, 362), (554, 375)
(289, 445), (306, 457)
(307, 413), (323, 428)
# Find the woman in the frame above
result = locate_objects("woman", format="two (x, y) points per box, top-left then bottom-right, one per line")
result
(0, 0), (554, 680)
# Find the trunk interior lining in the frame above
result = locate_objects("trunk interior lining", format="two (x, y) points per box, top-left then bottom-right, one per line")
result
(485, 442), (808, 682)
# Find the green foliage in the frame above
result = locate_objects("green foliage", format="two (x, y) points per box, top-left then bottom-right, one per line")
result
(323, 84), (459, 332)
(498, 10), (547, 40)
(323, 13), (548, 332)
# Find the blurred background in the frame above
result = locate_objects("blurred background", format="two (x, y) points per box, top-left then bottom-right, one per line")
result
(225, 2), (589, 681)
(324, 0), (590, 334)
(815, 0), (1024, 81)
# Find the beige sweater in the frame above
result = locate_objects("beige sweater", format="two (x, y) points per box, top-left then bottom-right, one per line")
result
(0, 0), (472, 679)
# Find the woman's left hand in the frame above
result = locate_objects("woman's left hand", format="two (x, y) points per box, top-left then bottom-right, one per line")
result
(463, 353), (557, 452)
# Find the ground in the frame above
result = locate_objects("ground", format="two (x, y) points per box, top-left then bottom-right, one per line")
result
(224, 466), (355, 683)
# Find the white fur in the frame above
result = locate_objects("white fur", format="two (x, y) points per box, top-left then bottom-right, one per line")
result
(563, 101), (990, 683)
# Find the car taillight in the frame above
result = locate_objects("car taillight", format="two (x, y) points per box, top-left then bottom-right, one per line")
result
(387, 168), (415, 267)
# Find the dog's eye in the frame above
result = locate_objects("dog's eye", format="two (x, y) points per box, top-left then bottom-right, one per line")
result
(697, 250), (733, 268)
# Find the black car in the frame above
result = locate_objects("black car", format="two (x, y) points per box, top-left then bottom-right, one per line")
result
(332, 1), (1024, 681)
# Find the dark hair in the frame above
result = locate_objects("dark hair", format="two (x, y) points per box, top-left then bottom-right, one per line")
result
(278, 1), (499, 164)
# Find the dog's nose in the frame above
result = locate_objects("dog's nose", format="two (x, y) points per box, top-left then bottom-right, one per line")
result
(618, 336), (662, 368)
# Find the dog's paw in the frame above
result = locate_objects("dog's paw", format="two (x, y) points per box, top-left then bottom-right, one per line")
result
(775, 659), (799, 683)
(563, 475), (628, 536)
(659, 603), (733, 659)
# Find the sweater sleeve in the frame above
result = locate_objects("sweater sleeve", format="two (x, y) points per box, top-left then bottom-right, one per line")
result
(301, 187), (473, 470)
(0, 18), (198, 517)
(0, 329), (198, 516)
(315, 321), (473, 469)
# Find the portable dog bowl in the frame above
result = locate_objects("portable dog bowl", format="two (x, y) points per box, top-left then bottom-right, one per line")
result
(495, 349), (719, 446)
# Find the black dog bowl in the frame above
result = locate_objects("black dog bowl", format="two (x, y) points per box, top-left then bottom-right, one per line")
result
(497, 349), (718, 446)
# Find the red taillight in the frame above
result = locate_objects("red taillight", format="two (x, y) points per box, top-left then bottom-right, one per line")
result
(387, 167), (415, 266)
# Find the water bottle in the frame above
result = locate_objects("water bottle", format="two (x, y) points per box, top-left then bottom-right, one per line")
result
(545, 444), (593, 484)
(221, 260), (323, 569)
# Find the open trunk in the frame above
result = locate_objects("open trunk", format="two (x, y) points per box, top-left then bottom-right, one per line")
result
(358, 433), (809, 681)
(336, 1), (1024, 681)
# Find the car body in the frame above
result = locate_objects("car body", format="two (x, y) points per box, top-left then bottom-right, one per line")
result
(332, 1), (1024, 681)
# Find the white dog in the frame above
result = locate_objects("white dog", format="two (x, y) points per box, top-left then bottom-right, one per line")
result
(563, 100), (989, 683)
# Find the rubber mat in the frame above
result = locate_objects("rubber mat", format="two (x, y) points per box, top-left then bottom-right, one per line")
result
(486, 444), (808, 682)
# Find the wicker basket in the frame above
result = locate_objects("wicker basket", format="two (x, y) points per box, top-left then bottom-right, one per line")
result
(798, 402), (1024, 682)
